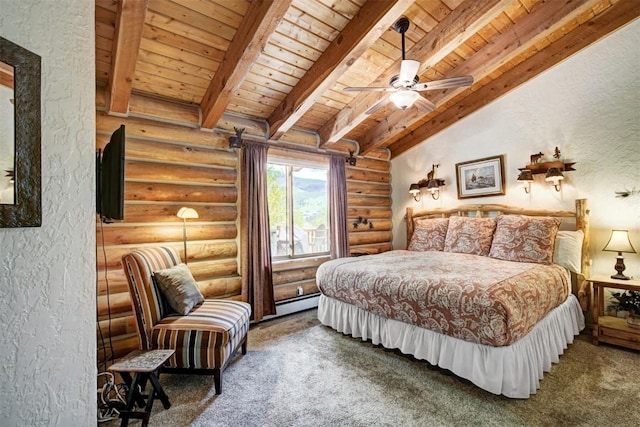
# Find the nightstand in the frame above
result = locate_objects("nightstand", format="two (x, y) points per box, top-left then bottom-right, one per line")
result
(589, 274), (640, 351)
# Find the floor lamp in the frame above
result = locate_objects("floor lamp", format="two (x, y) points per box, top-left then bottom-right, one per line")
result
(177, 207), (199, 264)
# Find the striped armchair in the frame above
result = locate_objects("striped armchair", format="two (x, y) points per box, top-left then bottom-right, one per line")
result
(122, 247), (251, 395)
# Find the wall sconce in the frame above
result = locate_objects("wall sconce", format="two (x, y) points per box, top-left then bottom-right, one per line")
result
(516, 169), (534, 194)
(228, 127), (245, 148)
(408, 164), (445, 201)
(426, 177), (443, 200)
(603, 229), (636, 280)
(177, 207), (199, 264)
(518, 147), (575, 193)
(409, 183), (421, 202)
(545, 167), (564, 192)
(425, 164), (444, 200)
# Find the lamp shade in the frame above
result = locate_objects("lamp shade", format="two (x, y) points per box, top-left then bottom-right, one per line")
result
(603, 230), (636, 254)
(390, 90), (419, 109)
(517, 169), (533, 182)
(426, 179), (440, 189)
(409, 183), (420, 194)
(544, 167), (564, 182)
(177, 207), (199, 219)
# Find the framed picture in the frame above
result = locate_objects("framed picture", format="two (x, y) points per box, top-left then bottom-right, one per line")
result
(455, 155), (505, 199)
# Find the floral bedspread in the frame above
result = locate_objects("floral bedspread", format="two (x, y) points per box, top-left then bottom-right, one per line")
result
(316, 250), (569, 346)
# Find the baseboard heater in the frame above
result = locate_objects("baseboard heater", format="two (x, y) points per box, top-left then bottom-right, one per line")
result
(265, 294), (320, 320)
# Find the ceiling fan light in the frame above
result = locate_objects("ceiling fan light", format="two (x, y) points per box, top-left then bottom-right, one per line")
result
(390, 90), (419, 109)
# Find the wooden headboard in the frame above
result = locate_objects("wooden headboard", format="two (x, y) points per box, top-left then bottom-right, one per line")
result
(406, 199), (590, 309)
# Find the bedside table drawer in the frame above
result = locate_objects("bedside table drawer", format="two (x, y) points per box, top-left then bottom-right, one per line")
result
(598, 316), (640, 350)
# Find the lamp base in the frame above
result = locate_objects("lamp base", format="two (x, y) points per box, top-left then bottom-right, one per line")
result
(610, 273), (631, 280)
(611, 254), (629, 280)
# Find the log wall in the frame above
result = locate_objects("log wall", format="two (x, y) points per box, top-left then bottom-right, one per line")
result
(96, 90), (392, 362)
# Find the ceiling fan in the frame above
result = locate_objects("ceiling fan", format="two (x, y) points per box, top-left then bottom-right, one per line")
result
(343, 17), (474, 115)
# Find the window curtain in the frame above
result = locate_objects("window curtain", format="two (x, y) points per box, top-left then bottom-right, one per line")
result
(329, 155), (350, 259)
(240, 142), (275, 321)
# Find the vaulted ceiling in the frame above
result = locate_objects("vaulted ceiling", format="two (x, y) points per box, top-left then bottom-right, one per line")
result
(95, 0), (639, 158)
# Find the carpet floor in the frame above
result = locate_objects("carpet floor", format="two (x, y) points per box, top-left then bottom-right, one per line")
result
(102, 308), (640, 427)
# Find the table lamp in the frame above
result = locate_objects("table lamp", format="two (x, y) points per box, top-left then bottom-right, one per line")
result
(602, 229), (636, 280)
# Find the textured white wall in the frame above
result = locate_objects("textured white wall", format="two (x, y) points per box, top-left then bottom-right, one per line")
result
(392, 19), (640, 278)
(0, 1), (96, 425)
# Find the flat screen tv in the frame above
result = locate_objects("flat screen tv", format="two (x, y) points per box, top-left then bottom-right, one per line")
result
(96, 125), (125, 223)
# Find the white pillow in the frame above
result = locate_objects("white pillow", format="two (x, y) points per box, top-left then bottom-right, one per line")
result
(553, 230), (584, 274)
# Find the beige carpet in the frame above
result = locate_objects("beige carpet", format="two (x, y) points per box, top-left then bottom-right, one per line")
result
(102, 309), (640, 427)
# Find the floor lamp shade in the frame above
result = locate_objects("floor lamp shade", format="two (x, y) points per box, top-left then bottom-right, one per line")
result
(177, 207), (199, 264)
(177, 207), (199, 220)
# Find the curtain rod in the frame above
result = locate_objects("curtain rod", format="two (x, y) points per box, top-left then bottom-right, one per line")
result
(239, 138), (349, 159)
(222, 124), (359, 158)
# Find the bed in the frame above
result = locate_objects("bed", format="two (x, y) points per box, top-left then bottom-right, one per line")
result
(316, 199), (590, 398)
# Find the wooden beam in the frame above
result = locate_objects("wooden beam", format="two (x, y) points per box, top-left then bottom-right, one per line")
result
(389, 0), (640, 158)
(359, 0), (603, 155)
(318, 0), (512, 147)
(267, 0), (413, 140)
(200, 0), (293, 129)
(108, 0), (148, 114)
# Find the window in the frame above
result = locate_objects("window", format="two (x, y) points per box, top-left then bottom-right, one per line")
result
(267, 160), (329, 258)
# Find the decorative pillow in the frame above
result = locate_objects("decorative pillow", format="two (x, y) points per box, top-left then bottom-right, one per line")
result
(153, 263), (204, 315)
(408, 218), (449, 252)
(489, 215), (561, 264)
(553, 230), (584, 273)
(443, 216), (496, 256)
(151, 275), (176, 318)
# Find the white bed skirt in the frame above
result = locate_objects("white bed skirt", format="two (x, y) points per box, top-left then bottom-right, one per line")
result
(317, 294), (585, 398)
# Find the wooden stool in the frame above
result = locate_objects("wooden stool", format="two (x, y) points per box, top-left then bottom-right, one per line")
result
(108, 349), (174, 427)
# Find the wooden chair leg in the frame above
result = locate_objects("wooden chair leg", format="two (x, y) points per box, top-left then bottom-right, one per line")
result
(213, 368), (222, 395)
(213, 335), (247, 395)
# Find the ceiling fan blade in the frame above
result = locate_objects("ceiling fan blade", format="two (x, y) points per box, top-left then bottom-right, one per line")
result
(343, 86), (395, 92)
(364, 96), (390, 115)
(399, 59), (420, 84)
(414, 75), (474, 91)
(414, 96), (436, 113)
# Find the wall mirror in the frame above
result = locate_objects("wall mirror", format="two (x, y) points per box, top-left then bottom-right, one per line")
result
(0, 36), (41, 227)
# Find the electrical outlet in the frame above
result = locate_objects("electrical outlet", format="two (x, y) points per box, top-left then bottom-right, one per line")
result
(296, 286), (303, 296)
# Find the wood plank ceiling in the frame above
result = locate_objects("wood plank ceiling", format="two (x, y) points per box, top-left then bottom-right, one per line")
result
(96, 0), (639, 158)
